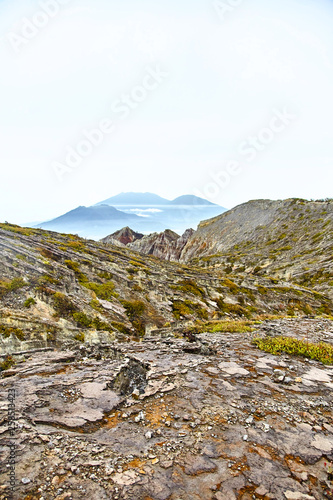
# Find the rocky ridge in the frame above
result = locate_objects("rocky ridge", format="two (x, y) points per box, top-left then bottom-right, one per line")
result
(179, 199), (333, 299)
(0, 223), (332, 354)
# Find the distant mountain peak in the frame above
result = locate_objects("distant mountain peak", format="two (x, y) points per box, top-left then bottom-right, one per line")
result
(170, 195), (217, 206)
(95, 192), (220, 207)
(96, 192), (170, 206)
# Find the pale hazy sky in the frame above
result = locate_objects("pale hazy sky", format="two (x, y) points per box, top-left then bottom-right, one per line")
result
(0, 0), (333, 223)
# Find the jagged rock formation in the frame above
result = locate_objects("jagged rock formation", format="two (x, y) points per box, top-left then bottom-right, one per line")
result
(1, 222), (332, 354)
(107, 228), (195, 262)
(180, 198), (333, 298)
(0, 318), (333, 499)
(101, 227), (144, 247)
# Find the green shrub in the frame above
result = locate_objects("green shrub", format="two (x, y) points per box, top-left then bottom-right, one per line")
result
(0, 325), (25, 341)
(252, 336), (333, 365)
(222, 279), (239, 294)
(111, 321), (132, 335)
(0, 277), (27, 298)
(73, 312), (92, 328)
(97, 271), (113, 280)
(38, 275), (60, 286)
(74, 332), (85, 343)
(91, 317), (113, 332)
(64, 260), (88, 283)
(176, 279), (205, 297)
(65, 260), (81, 272)
(121, 300), (146, 335)
(90, 299), (103, 312)
(24, 298), (36, 308)
(53, 293), (77, 318)
(172, 300), (209, 320)
(121, 300), (146, 320)
(82, 281), (116, 300)
(0, 355), (15, 371)
(215, 298), (252, 318)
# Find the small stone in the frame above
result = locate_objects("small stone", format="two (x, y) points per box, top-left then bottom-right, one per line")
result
(243, 434), (248, 441)
(135, 411), (145, 423)
(145, 430), (153, 440)
(132, 389), (140, 399)
(255, 485), (269, 496)
(284, 492), (315, 500)
(22, 478), (31, 484)
(160, 460), (173, 469)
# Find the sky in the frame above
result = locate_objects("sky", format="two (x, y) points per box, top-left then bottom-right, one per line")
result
(0, 0), (333, 223)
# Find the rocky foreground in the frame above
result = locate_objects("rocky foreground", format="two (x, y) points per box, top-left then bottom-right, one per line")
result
(1, 318), (333, 500)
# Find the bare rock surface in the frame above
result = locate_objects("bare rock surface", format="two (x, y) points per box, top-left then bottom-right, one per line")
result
(1, 318), (333, 499)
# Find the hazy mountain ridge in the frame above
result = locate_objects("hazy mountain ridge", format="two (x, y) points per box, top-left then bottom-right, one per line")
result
(35, 192), (227, 239)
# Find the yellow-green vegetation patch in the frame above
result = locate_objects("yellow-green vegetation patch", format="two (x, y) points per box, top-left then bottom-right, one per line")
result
(0, 278), (27, 299)
(222, 279), (239, 294)
(82, 281), (117, 300)
(215, 297), (253, 318)
(121, 300), (147, 335)
(64, 260), (89, 283)
(110, 321), (132, 335)
(89, 299), (103, 312)
(53, 293), (77, 318)
(39, 247), (60, 261)
(0, 222), (36, 236)
(72, 312), (119, 334)
(74, 332), (85, 343)
(0, 324), (25, 341)
(190, 320), (256, 334)
(38, 275), (60, 286)
(24, 298), (36, 308)
(252, 336), (333, 365)
(129, 259), (149, 270)
(0, 355), (15, 371)
(175, 279), (205, 297)
(172, 300), (208, 320)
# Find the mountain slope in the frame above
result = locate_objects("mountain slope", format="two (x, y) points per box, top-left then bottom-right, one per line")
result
(180, 198), (333, 298)
(1, 221), (331, 354)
